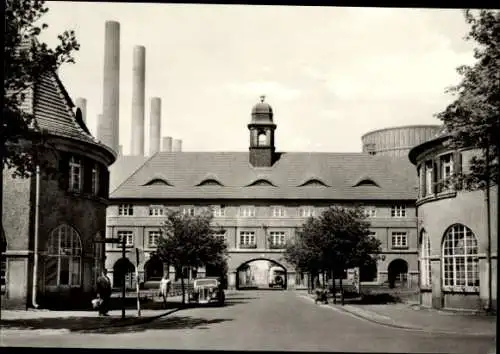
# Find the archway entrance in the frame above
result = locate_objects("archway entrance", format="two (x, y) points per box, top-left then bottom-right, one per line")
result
(113, 258), (136, 290)
(144, 256), (164, 282)
(388, 259), (408, 288)
(236, 259), (287, 290)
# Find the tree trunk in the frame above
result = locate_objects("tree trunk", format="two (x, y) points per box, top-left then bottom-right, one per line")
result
(180, 267), (186, 304)
(332, 269), (337, 304)
(340, 276), (344, 306)
(322, 272), (326, 287)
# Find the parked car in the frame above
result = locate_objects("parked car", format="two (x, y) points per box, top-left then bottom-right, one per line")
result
(188, 277), (225, 306)
(268, 266), (286, 289)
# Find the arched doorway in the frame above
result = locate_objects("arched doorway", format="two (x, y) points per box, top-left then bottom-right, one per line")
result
(113, 258), (135, 290)
(144, 256), (164, 282)
(236, 259), (287, 290)
(388, 259), (408, 288)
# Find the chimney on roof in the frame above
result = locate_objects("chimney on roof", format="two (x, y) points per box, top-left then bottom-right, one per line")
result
(75, 98), (87, 123)
(162, 136), (172, 152)
(172, 139), (182, 152)
(149, 97), (161, 155)
(130, 45), (146, 156)
(99, 20), (120, 153)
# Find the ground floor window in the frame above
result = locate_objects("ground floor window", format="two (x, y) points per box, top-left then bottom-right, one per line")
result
(420, 230), (432, 287)
(44, 224), (82, 287)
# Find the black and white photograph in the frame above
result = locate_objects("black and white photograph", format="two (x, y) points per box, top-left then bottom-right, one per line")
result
(1, 1), (498, 353)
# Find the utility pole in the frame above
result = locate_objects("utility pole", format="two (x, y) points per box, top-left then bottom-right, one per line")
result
(121, 236), (126, 319)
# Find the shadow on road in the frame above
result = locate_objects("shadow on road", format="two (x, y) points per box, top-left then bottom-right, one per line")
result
(0, 314), (233, 334)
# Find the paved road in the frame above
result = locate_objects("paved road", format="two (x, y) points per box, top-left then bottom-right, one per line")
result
(1, 290), (496, 353)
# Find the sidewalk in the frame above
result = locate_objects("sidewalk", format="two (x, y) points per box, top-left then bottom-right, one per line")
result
(300, 291), (496, 336)
(1, 295), (185, 332)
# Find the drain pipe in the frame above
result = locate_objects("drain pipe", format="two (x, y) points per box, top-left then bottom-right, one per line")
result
(32, 164), (40, 309)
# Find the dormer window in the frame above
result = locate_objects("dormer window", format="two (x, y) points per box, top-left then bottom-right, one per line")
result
(69, 156), (82, 192)
(144, 178), (172, 186)
(247, 179), (276, 187)
(298, 179), (329, 187)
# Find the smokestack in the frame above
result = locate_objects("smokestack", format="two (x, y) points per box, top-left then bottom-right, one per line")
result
(149, 97), (161, 155)
(162, 136), (172, 152)
(97, 114), (103, 141)
(173, 139), (182, 152)
(118, 145), (123, 156)
(99, 21), (120, 153)
(75, 98), (87, 123)
(130, 45), (146, 156)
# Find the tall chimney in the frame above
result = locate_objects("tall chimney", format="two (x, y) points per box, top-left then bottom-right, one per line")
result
(99, 21), (120, 153)
(162, 136), (172, 152)
(97, 114), (103, 141)
(75, 98), (87, 123)
(173, 139), (182, 152)
(130, 45), (146, 156)
(149, 97), (161, 155)
(118, 145), (123, 156)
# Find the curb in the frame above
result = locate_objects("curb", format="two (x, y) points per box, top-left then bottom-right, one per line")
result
(297, 294), (494, 337)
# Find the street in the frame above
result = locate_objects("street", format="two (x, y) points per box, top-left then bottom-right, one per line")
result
(1, 290), (496, 353)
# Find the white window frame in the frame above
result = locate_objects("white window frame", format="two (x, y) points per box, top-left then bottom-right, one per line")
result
(440, 154), (454, 192)
(149, 205), (164, 217)
(117, 231), (134, 247)
(213, 230), (226, 242)
(147, 231), (161, 248)
(425, 160), (433, 196)
(239, 206), (255, 217)
(269, 231), (286, 247)
(182, 207), (196, 217)
(69, 156), (82, 192)
(271, 206), (286, 217)
(442, 224), (479, 291)
(391, 232), (408, 249)
(91, 163), (99, 195)
(420, 230), (432, 287)
(44, 224), (82, 288)
(212, 205), (226, 217)
(391, 205), (406, 218)
(118, 204), (134, 216)
(363, 206), (377, 218)
(239, 231), (256, 246)
(298, 206), (315, 218)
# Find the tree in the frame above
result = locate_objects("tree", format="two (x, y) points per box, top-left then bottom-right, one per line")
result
(436, 9), (500, 190)
(2, 0), (80, 245)
(154, 209), (228, 304)
(284, 207), (381, 303)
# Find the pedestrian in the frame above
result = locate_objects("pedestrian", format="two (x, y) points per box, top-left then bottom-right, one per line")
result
(159, 275), (171, 308)
(96, 269), (112, 316)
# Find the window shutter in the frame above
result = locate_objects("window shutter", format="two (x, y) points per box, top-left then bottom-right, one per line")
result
(58, 152), (70, 190)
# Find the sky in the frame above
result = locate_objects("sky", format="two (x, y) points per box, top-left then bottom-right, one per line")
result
(39, 3), (476, 155)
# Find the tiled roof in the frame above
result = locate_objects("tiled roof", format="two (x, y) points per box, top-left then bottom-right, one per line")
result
(12, 37), (115, 159)
(110, 152), (418, 200)
(109, 155), (150, 192)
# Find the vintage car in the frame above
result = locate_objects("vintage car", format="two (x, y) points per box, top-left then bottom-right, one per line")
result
(268, 266), (286, 289)
(188, 277), (225, 306)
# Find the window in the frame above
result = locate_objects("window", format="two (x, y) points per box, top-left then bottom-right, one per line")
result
(91, 164), (99, 195)
(149, 205), (164, 216)
(117, 231), (134, 247)
(391, 232), (408, 249)
(391, 205), (406, 218)
(1, 255), (6, 295)
(239, 206), (255, 217)
(44, 224), (82, 287)
(425, 160), (433, 196)
(420, 230), (432, 287)
(441, 154), (454, 192)
(269, 231), (286, 248)
(69, 156), (82, 192)
(182, 207), (195, 216)
(212, 205), (226, 217)
(148, 231), (161, 247)
(213, 230), (226, 242)
(363, 206), (377, 218)
(239, 231), (256, 247)
(118, 204), (134, 216)
(271, 206), (286, 217)
(258, 132), (267, 146)
(442, 224), (479, 289)
(368, 231), (376, 238)
(93, 234), (103, 288)
(298, 206), (315, 217)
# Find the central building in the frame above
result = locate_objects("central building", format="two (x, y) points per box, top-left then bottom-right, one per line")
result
(105, 97), (419, 290)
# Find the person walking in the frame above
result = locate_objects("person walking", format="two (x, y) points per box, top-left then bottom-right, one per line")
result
(96, 269), (112, 316)
(159, 275), (171, 308)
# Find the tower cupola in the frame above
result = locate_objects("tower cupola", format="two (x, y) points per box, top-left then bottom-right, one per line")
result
(248, 95), (277, 167)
